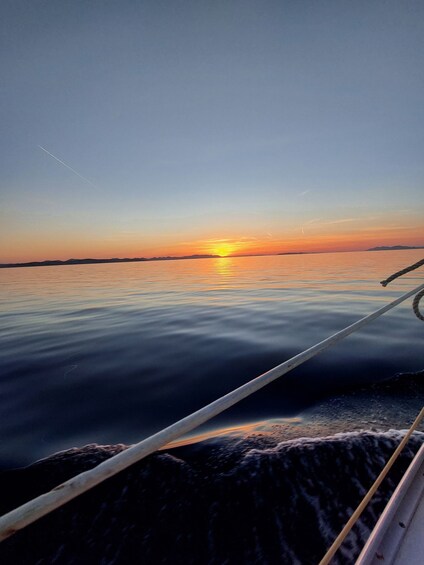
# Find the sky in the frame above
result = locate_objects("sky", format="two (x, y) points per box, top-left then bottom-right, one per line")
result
(1, 0), (423, 263)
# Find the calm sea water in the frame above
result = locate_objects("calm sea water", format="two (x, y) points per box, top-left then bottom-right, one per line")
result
(0, 250), (423, 467)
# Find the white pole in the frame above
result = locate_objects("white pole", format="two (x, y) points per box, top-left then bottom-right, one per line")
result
(0, 282), (423, 542)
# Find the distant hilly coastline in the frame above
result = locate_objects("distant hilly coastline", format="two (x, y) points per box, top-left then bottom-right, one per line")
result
(367, 245), (424, 251)
(277, 251), (307, 255)
(2, 245), (423, 269)
(0, 255), (219, 269)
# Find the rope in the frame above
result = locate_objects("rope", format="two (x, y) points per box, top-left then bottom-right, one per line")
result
(380, 258), (424, 321)
(380, 258), (424, 286)
(412, 289), (424, 321)
(318, 406), (424, 565)
(0, 282), (423, 542)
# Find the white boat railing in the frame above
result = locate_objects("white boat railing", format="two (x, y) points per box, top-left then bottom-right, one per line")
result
(355, 442), (424, 565)
(319, 406), (424, 565)
(0, 281), (423, 544)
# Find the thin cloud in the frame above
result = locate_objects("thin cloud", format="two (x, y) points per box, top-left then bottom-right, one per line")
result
(323, 217), (358, 225)
(326, 215), (382, 226)
(301, 216), (382, 235)
(200, 237), (258, 244)
(38, 145), (97, 188)
(300, 218), (321, 234)
(304, 218), (322, 226)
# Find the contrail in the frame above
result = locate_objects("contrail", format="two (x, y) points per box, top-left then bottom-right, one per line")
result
(38, 145), (97, 188)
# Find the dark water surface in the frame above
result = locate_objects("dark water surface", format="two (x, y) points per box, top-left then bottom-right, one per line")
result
(1, 428), (422, 565)
(0, 250), (423, 467)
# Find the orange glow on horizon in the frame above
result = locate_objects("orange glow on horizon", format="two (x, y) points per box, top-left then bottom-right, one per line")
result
(2, 219), (423, 264)
(209, 241), (245, 257)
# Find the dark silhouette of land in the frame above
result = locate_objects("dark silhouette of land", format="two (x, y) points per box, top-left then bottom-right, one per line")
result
(1, 245), (423, 269)
(367, 245), (424, 252)
(0, 255), (219, 269)
(277, 251), (307, 255)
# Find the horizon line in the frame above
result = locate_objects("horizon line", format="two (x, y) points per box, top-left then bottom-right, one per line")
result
(1, 245), (423, 269)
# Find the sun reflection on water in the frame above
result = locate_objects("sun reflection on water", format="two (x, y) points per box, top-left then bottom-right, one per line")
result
(213, 256), (236, 278)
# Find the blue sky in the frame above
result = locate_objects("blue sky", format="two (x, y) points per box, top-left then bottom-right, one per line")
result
(1, 1), (423, 261)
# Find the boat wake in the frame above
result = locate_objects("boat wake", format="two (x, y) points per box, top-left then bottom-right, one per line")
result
(0, 429), (422, 564)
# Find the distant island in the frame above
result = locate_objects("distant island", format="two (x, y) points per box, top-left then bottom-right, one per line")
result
(0, 255), (220, 269)
(2, 245), (424, 269)
(277, 251), (307, 255)
(367, 245), (424, 252)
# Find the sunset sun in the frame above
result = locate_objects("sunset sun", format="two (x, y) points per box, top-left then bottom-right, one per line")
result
(213, 243), (236, 257)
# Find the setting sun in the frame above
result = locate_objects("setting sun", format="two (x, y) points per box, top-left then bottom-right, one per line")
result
(203, 238), (252, 257)
(213, 243), (235, 257)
